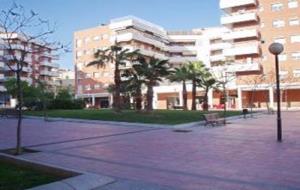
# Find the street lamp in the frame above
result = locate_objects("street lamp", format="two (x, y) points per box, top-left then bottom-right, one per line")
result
(269, 43), (284, 142)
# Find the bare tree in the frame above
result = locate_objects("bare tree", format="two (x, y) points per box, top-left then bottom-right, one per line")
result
(214, 69), (235, 125)
(0, 3), (67, 155)
(241, 74), (266, 117)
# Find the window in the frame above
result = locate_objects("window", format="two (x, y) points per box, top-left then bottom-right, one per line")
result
(93, 36), (100, 41)
(289, 18), (300, 26)
(94, 84), (101, 89)
(271, 3), (283, 11)
(274, 37), (286, 44)
(279, 71), (288, 80)
(103, 72), (110, 77)
(273, 20), (285, 28)
(93, 72), (100, 78)
(291, 35), (300, 43)
(76, 39), (82, 47)
(279, 54), (287, 61)
(85, 85), (91, 91)
(103, 34), (109, 40)
(291, 52), (300, 60)
(86, 73), (92, 78)
(288, 0), (299, 8)
(84, 37), (90, 43)
(76, 51), (82, 58)
(293, 70), (300, 77)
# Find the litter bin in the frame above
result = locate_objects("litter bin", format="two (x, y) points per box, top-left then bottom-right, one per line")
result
(242, 109), (249, 119)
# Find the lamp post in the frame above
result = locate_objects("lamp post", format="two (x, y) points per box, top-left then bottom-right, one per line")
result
(269, 43), (284, 142)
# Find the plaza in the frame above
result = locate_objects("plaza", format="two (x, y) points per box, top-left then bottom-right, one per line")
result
(1, 112), (300, 189)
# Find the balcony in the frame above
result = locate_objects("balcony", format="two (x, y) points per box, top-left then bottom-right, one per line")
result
(115, 30), (168, 51)
(123, 46), (168, 60)
(169, 56), (198, 63)
(227, 62), (261, 72)
(210, 54), (225, 62)
(221, 12), (258, 25)
(213, 62), (261, 73)
(5, 65), (32, 73)
(220, 0), (258, 10)
(40, 70), (59, 77)
(210, 43), (231, 51)
(169, 46), (197, 52)
(222, 29), (259, 40)
(224, 43), (260, 56)
(0, 85), (5, 92)
(40, 61), (59, 68)
(0, 74), (4, 81)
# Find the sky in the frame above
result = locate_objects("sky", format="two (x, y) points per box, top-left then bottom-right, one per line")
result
(1, 0), (222, 70)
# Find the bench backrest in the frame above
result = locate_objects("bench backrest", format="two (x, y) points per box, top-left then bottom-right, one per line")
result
(204, 113), (219, 121)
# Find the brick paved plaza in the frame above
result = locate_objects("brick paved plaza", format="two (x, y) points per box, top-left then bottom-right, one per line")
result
(1, 112), (300, 190)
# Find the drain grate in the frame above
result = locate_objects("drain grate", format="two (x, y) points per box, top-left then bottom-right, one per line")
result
(173, 129), (192, 133)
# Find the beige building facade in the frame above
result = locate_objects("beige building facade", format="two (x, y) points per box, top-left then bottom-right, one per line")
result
(74, 0), (300, 110)
(220, 0), (300, 109)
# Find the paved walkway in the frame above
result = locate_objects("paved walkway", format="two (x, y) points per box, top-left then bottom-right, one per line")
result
(1, 112), (300, 190)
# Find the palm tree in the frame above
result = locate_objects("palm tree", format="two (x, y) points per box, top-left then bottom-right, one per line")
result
(122, 66), (145, 111)
(187, 61), (206, 111)
(87, 45), (139, 112)
(168, 66), (189, 110)
(197, 69), (216, 111)
(135, 57), (171, 112)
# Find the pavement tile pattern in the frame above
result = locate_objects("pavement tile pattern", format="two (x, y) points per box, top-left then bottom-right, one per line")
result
(0, 112), (300, 190)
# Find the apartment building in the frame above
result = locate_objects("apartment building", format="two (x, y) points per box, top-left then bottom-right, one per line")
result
(0, 32), (59, 107)
(220, 0), (300, 109)
(74, 16), (230, 109)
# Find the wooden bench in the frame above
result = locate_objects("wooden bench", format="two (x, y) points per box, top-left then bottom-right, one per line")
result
(0, 109), (19, 118)
(203, 113), (225, 127)
(173, 106), (184, 110)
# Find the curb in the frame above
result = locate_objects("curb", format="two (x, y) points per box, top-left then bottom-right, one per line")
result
(0, 153), (115, 190)
(24, 112), (265, 130)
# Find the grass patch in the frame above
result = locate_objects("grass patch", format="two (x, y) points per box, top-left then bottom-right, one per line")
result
(0, 161), (63, 190)
(25, 109), (242, 125)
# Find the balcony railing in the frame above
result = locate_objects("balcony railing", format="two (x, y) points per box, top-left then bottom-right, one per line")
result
(210, 43), (231, 51)
(221, 12), (258, 25)
(224, 42), (260, 56)
(210, 54), (225, 62)
(169, 56), (198, 63)
(213, 62), (261, 73)
(115, 30), (169, 51)
(40, 70), (59, 77)
(222, 29), (259, 40)
(220, 0), (258, 10)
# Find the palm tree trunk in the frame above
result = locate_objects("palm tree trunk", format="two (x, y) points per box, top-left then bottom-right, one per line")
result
(182, 81), (188, 111)
(135, 85), (142, 111)
(114, 63), (121, 112)
(146, 84), (154, 112)
(16, 71), (23, 155)
(191, 79), (197, 111)
(203, 88), (209, 111)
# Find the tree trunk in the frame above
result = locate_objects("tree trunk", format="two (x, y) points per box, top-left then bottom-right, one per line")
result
(146, 83), (154, 112)
(16, 71), (23, 155)
(223, 85), (227, 125)
(191, 79), (197, 111)
(114, 62), (121, 112)
(182, 81), (188, 111)
(135, 85), (142, 111)
(203, 88), (209, 111)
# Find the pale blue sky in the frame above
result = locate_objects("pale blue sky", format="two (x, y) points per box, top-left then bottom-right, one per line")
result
(1, 0), (222, 70)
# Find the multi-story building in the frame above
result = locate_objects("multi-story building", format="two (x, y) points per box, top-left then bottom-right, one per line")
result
(74, 1), (300, 110)
(220, 0), (300, 109)
(0, 32), (59, 107)
(55, 68), (75, 93)
(74, 16), (230, 109)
